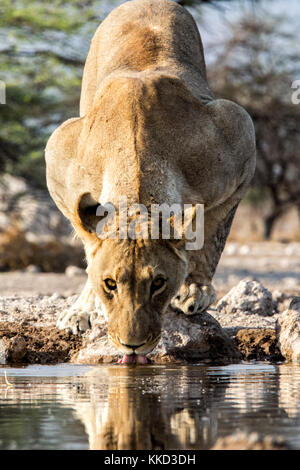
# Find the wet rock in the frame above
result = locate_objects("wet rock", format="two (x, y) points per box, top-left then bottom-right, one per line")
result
(217, 279), (277, 317)
(211, 432), (288, 450)
(73, 309), (241, 364)
(151, 310), (241, 362)
(7, 335), (27, 362)
(277, 297), (300, 362)
(234, 328), (283, 361)
(0, 336), (26, 364)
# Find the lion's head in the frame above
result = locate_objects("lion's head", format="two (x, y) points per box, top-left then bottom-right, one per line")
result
(86, 236), (187, 357)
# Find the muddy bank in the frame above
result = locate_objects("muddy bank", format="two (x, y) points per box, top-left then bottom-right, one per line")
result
(0, 322), (282, 365)
(233, 328), (283, 361)
(0, 279), (299, 365)
(0, 322), (81, 364)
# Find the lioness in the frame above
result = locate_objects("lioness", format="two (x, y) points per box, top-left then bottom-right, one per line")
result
(45, 0), (256, 363)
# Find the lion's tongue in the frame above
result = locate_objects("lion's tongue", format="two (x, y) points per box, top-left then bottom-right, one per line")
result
(118, 354), (149, 364)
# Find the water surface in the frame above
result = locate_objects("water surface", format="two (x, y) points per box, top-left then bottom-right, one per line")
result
(0, 363), (300, 450)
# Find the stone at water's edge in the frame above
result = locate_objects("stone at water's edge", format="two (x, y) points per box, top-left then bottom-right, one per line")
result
(72, 309), (241, 364)
(277, 297), (300, 363)
(0, 335), (27, 364)
(211, 432), (289, 450)
(0, 339), (6, 365)
(150, 310), (241, 362)
(216, 279), (277, 317)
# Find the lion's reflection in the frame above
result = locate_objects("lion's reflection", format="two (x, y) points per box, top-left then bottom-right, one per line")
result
(3, 364), (300, 449)
(63, 365), (226, 450)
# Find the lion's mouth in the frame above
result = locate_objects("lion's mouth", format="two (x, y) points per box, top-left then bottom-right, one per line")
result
(118, 354), (150, 364)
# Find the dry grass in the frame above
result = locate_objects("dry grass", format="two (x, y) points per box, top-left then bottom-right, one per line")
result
(0, 224), (85, 272)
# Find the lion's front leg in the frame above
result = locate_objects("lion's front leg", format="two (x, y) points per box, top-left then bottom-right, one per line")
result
(57, 279), (100, 334)
(171, 199), (239, 316)
(171, 280), (216, 315)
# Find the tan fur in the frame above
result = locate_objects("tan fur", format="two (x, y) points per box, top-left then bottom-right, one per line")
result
(45, 0), (256, 353)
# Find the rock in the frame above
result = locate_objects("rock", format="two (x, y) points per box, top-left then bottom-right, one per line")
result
(239, 245), (250, 255)
(0, 335), (27, 363)
(0, 339), (6, 364)
(272, 290), (286, 303)
(47, 293), (63, 302)
(25, 264), (41, 273)
(272, 291), (294, 314)
(72, 309), (241, 364)
(211, 432), (288, 450)
(217, 279), (277, 317)
(151, 310), (241, 362)
(7, 335), (27, 362)
(234, 328), (283, 361)
(65, 266), (86, 277)
(277, 297), (300, 362)
(224, 242), (238, 256)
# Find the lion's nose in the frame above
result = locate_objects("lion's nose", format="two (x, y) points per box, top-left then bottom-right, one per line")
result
(120, 340), (146, 350)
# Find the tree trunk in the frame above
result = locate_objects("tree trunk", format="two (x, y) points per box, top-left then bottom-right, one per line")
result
(264, 213), (279, 240)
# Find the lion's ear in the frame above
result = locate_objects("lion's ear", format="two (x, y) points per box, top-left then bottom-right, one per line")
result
(45, 117), (84, 221)
(77, 193), (101, 234)
(74, 194), (117, 243)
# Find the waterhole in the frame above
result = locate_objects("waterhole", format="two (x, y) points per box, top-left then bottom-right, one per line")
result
(0, 362), (300, 450)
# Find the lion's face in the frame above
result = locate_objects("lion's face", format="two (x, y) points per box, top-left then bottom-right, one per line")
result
(87, 238), (187, 355)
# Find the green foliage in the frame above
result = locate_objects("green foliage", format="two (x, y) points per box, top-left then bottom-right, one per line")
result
(0, 0), (109, 188)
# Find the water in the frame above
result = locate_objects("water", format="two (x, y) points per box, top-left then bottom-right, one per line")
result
(0, 362), (300, 450)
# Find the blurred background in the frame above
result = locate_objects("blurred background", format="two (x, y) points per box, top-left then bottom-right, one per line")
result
(0, 0), (299, 273)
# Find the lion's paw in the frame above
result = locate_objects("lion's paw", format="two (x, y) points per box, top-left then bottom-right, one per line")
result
(56, 309), (93, 335)
(171, 283), (216, 315)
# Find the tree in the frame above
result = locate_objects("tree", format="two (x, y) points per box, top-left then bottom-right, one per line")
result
(208, 15), (300, 238)
(0, 0), (113, 187)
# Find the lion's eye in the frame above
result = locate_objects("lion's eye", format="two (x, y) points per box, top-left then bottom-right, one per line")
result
(151, 277), (166, 295)
(104, 278), (117, 291)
